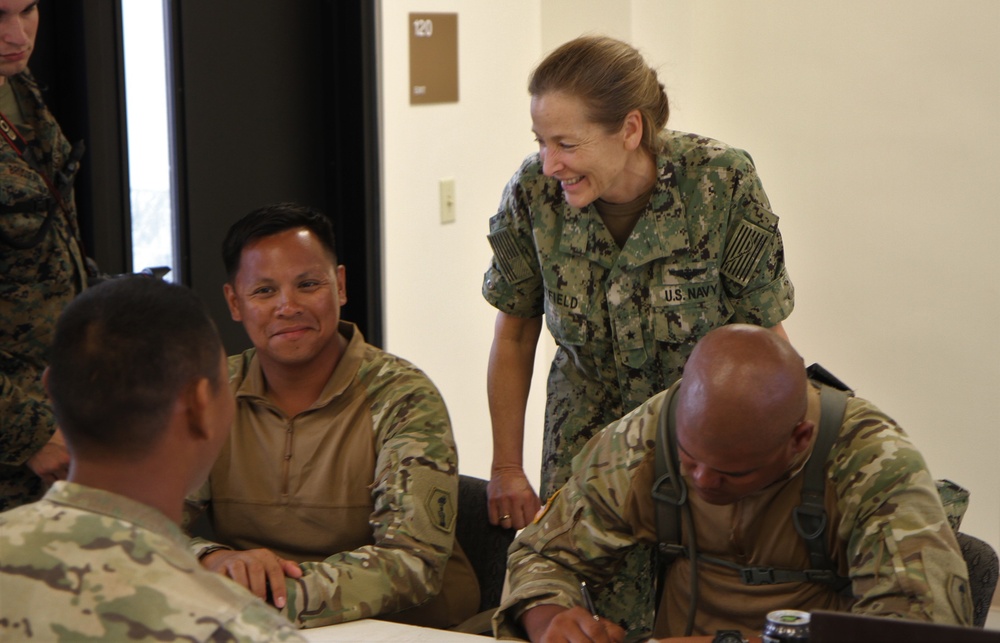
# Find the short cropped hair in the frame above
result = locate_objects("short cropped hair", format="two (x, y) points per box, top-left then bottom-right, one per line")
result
(222, 202), (338, 282)
(47, 276), (223, 456)
(529, 36), (669, 156)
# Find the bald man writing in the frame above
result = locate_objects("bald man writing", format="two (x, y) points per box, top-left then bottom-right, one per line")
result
(493, 324), (971, 642)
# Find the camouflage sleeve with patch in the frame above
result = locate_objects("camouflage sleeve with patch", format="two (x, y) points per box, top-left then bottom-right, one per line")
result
(492, 393), (664, 639)
(482, 155), (546, 318)
(717, 153), (794, 328)
(832, 397), (972, 625)
(282, 354), (460, 627)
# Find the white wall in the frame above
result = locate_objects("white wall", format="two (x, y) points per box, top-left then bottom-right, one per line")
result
(635, 0), (1000, 552)
(378, 1), (549, 489)
(379, 1), (1000, 552)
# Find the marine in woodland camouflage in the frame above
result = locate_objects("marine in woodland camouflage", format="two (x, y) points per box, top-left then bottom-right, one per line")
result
(0, 482), (305, 642)
(0, 70), (87, 511)
(493, 384), (973, 639)
(482, 130), (795, 632)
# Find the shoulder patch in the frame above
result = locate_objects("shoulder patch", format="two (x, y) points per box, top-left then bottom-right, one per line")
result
(487, 225), (535, 285)
(426, 487), (456, 533)
(721, 217), (775, 287)
(947, 573), (973, 623)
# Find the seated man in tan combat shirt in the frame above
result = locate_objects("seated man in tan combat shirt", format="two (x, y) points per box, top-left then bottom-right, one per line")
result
(185, 203), (479, 629)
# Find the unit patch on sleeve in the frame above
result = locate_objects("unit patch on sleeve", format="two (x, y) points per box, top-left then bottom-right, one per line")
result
(487, 225), (535, 285)
(426, 487), (456, 533)
(721, 217), (775, 287)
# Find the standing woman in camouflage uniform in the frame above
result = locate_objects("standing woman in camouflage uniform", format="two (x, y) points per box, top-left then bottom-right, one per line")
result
(0, 0), (88, 511)
(482, 36), (795, 635)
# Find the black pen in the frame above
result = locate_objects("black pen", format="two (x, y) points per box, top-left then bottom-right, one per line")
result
(579, 580), (600, 621)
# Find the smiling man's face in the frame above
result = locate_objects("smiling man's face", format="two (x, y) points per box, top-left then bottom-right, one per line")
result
(224, 227), (347, 372)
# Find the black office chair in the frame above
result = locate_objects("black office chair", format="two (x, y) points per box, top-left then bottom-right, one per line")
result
(456, 474), (516, 613)
(956, 532), (998, 628)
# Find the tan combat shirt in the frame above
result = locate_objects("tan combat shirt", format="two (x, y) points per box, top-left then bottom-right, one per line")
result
(187, 322), (479, 629)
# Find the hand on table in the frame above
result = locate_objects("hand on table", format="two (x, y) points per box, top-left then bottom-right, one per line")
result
(488, 466), (541, 530)
(201, 547), (303, 609)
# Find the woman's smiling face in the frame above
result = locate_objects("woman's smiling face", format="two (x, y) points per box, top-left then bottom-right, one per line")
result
(530, 91), (638, 209)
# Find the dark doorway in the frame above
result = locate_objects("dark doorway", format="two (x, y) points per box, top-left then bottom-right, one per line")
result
(167, 0), (382, 354)
(31, 0), (131, 276)
(26, 1), (381, 353)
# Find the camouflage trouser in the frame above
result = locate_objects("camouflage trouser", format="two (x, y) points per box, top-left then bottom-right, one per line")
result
(541, 378), (656, 638)
(592, 544), (656, 638)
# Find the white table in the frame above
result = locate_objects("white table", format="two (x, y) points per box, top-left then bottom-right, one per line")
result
(300, 619), (490, 642)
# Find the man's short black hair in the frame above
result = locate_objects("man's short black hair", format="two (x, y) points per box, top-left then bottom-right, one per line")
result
(221, 202), (338, 282)
(47, 275), (223, 456)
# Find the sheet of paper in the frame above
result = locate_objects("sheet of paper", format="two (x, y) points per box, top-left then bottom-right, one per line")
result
(300, 619), (486, 642)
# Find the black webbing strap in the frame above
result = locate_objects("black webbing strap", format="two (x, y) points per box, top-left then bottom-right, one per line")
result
(651, 383), (698, 636)
(652, 371), (854, 602)
(652, 384), (685, 559)
(791, 383), (851, 589)
(697, 552), (847, 586)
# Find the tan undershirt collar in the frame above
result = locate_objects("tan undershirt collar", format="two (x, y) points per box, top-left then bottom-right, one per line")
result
(594, 184), (655, 248)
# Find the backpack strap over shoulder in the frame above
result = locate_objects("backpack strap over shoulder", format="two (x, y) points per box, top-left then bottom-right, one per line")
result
(651, 383), (698, 635)
(793, 381), (850, 580)
(652, 366), (853, 592)
(652, 384), (686, 562)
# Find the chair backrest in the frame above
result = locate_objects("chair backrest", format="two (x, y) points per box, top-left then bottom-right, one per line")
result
(957, 532), (999, 627)
(456, 475), (516, 613)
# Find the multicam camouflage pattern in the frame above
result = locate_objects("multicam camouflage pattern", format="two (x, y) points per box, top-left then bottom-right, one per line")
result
(1, 70), (87, 511)
(493, 385), (972, 639)
(186, 323), (478, 629)
(0, 482), (305, 642)
(482, 130), (794, 630)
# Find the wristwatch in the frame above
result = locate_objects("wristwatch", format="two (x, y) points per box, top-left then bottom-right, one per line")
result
(712, 630), (748, 643)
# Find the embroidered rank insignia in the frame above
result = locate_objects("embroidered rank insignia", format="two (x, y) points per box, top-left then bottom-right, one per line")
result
(721, 218), (774, 287)
(487, 226), (535, 285)
(427, 487), (456, 533)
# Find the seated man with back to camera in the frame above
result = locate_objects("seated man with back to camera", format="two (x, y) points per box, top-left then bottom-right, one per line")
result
(0, 276), (304, 642)
(493, 324), (971, 642)
(185, 203), (479, 629)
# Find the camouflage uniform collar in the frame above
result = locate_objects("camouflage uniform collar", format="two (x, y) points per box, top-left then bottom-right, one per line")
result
(43, 481), (186, 544)
(232, 321), (366, 413)
(556, 147), (690, 272)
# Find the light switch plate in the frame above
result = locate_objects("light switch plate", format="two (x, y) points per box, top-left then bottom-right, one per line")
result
(440, 178), (456, 224)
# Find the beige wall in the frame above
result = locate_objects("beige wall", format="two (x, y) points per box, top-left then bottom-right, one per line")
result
(378, 1), (1000, 551)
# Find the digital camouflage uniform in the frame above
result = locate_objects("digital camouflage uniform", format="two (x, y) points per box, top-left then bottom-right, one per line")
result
(0, 70), (87, 511)
(186, 322), (479, 629)
(0, 482), (305, 642)
(482, 130), (794, 633)
(493, 382), (973, 639)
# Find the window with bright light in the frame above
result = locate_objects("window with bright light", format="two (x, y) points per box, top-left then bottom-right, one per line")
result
(121, 0), (175, 280)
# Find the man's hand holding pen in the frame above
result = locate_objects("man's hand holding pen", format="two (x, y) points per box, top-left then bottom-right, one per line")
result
(519, 581), (626, 643)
